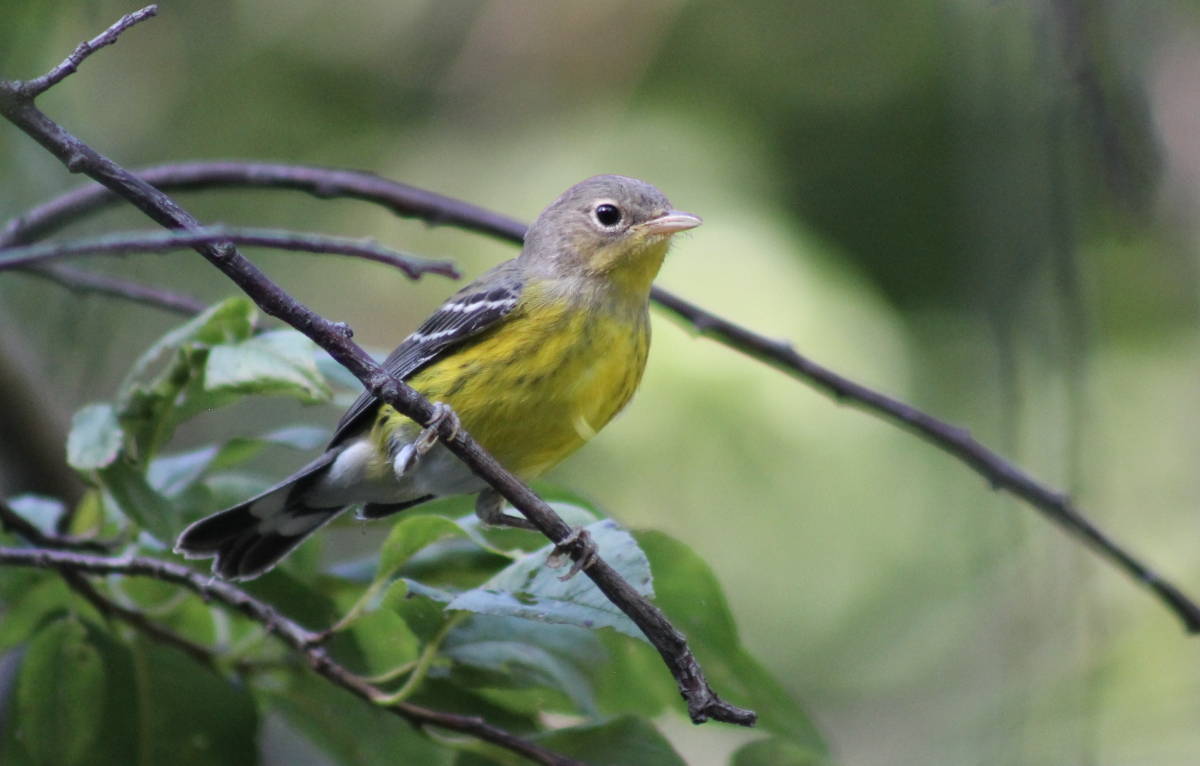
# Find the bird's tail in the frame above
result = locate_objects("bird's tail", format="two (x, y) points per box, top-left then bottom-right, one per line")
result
(174, 452), (342, 580)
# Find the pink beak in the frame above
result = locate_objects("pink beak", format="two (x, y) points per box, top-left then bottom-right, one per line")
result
(644, 210), (703, 236)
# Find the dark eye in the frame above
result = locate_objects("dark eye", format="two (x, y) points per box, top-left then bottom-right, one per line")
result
(594, 204), (622, 227)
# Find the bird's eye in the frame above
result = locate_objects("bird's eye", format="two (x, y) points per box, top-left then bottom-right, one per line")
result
(594, 204), (622, 227)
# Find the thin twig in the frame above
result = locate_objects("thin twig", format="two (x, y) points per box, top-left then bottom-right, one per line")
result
(18, 6), (159, 99)
(21, 263), (208, 315)
(0, 226), (459, 280)
(4, 160), (1195, 634)
(61, 569), (219, 667)
(0, 20), (753, 725)
(0, 545), (584, 766)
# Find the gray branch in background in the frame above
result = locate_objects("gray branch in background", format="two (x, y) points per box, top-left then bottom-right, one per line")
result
(6, 159), (1198, 634)
(0, 226), (460, 280)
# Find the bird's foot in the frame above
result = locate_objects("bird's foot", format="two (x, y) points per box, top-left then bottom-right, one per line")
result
(547, 526), (599, 581)
(397, 402), (460, 474)
(415, 402), (460, 455)
(475, 488), (538, 530)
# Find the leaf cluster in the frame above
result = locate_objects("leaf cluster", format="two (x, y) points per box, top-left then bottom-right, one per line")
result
(1, 302), (830, 765)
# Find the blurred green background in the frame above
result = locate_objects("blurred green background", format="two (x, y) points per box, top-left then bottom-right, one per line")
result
(3, 0), (1200, 763)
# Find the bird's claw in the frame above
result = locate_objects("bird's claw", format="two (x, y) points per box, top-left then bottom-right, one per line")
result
(415, 402), (460, 456)
(547, 526), (599, 581)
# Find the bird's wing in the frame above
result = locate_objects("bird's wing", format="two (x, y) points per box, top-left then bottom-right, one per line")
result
(329, 259), (525, 446)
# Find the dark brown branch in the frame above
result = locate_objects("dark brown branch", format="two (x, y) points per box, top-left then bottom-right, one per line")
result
(21, 264), (208, 315)
(0, 226), (459, 280)
(5, 160), (1196, 635)
(0, 546), (584, 766)
(0, 22), (752, 726)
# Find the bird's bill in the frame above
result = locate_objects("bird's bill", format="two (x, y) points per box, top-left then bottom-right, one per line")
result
(644, 210), (703, 236)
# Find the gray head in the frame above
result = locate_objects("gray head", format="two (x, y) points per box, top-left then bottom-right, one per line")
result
(521, 175), (701, 289)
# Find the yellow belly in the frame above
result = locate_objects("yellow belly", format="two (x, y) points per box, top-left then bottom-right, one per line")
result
(375, 295), (649, 480)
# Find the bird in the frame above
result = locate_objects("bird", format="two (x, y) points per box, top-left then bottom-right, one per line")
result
(174, 175), (702, 580)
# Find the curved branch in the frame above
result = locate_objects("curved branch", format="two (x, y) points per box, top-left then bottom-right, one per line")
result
(4, 161), (1198, 634)
(0, 545), (585, 766)
(0, 226), (459, 280)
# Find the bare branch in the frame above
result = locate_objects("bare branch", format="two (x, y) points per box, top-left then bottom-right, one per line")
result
(0, 40), (753, 725)
(21, 264), (208, 316)
(60, 569), (219, 668)
(5, 161), (1195, 634)
(0, 226), (459, 280)
(0, 545), (585, 766)
(18, 6), (159, 99)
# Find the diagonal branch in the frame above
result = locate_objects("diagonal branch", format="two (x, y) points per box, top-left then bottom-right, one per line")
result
(0, 225), (460, 280)
(0, 14), (753, 726)
(4, 160), (1198, 634)
(0, 544), (585, 766)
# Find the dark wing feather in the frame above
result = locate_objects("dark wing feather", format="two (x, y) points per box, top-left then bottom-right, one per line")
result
(329, 259), (524, 446)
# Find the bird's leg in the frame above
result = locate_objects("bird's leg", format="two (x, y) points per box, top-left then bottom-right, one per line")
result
(396, 402), (460, 475)
(474, 488), (537, 531)
(546, 526), (600, 581)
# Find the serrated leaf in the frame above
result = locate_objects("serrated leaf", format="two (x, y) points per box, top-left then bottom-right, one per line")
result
(731, 738), (833, 766)
(66, 404), (124, 470)
(636, 530), (827, 753)
(16, 617), (106, 766)
(447, 520), (652, 639)
(378, 515), (467, 582)
(99, 461), (179, 542)
(533, 715), (686, 766)
(205, 330), (331, 402)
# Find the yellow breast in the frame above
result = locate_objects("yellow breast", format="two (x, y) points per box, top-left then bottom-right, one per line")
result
(383, 290), (649, 480)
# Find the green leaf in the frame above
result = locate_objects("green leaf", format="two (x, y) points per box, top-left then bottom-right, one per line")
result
(731, 738), (833, 766)
(378, 515), (467, 582)
(533, 715), (687, 766)
(5, 495), (65, 537)
(636, 530), (827, 753)
(0, 577), (71, 651)
(204, 330), (332, 403)
(148, 427), (329, 498)
(443, 616), (603, 716)
(15, 616), (106, 766)
(349, 608), (420, 677)
(99, 460), (179, 542)
(447, 520), (653, 639)
(383, 579), (456, 643)
(131, 638), (259, 766)
(265, 671), (451, 766)
(66, 403), (124, 470)
(122, 298), (257, 392)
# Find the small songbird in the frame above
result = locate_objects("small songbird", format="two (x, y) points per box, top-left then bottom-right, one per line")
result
(175, 175), (701, 580)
